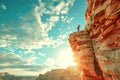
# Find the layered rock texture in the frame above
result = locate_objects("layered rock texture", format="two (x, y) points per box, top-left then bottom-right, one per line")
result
(69, 0), (120, 80)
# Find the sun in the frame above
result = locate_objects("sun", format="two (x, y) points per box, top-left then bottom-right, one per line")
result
(56, 47), (77, 68)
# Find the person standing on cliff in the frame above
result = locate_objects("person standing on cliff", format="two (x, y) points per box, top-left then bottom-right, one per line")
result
(77, 24), (80, 32)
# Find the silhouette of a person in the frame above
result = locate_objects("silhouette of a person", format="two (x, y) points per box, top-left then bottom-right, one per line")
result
(77, 24), (80, 32)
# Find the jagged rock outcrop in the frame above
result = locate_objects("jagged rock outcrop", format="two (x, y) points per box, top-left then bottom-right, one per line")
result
(69, 30), (104, 80)
(35, 66), (81, 80)
(69, 0), (120, 80)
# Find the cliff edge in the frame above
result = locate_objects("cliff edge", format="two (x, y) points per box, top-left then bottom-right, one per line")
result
(68, 0), (120, 80)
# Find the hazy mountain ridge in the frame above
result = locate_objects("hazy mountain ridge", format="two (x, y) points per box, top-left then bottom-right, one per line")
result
(0, 73), (36, 80)
(36, 66), (81, 80)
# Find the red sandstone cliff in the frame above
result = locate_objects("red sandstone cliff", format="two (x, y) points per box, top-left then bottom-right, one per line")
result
(69, 0), (120, 80)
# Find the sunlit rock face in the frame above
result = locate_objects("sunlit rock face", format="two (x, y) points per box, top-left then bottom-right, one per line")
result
(69, 0), (120, 80)
(69, 30), (103, 80)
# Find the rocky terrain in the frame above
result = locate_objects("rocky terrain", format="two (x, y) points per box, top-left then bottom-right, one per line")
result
(69, 0), (120, 80)
(35, 66), (81, 80)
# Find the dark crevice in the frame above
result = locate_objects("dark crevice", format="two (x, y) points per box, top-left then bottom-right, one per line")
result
(88, 30), (104, 80)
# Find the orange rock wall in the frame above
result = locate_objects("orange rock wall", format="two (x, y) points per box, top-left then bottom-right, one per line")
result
(69, 30), (104, 80)
(86, 0), (120, 79)
(69, 0), (120, 80)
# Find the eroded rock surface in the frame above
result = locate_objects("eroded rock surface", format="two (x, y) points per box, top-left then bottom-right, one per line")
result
(69, 0), (120, 80)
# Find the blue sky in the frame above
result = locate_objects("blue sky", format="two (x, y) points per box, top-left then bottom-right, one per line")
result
(0, 0), (87, 76)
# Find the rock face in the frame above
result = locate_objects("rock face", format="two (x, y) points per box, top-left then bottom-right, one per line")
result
(69, 0), (120, 80)
(69, 30), (104, 80)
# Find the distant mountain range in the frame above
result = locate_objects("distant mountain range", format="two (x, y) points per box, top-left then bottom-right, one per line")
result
(0, 75), (36, 80)
(0, 66), (81, 80)
(35, 66), (81, 80)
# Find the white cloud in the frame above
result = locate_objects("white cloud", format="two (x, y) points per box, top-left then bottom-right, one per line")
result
(61, 16), (74, 23)
(0, 40), (8, 47)
(25, 56), (38, 64)
(24, 49), (34, 54)
(45, 58), (55, 66)
(50, 0), (75, 15)
(0, 0), (75, 49)
(0, 52), (48, 75)
(54, 1), (65, 15)
(49, 16), (59, 23)
(0, 52), (27, 64)
(15, 13), (51, 49)
(61, 16), (67, 22)
(0, 4), (7, 10)
(43, 58), (58, 72)
(0, 0), (76, 76)
(0, 25), (17, 47)
(50, 32), (70, 48)
(66, 17), (74, 23)
(1, 34), (16, 40)
(38, 52), (46, 57)
(0, 52), (42, 66)
(16, 11), (61, 49)
(0, 52), (59, 75)
(0, 49), (76, 76)
(36, 0), (75, 15)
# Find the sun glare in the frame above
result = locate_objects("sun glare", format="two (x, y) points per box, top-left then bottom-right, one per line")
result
(57, 47), (77, 68)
